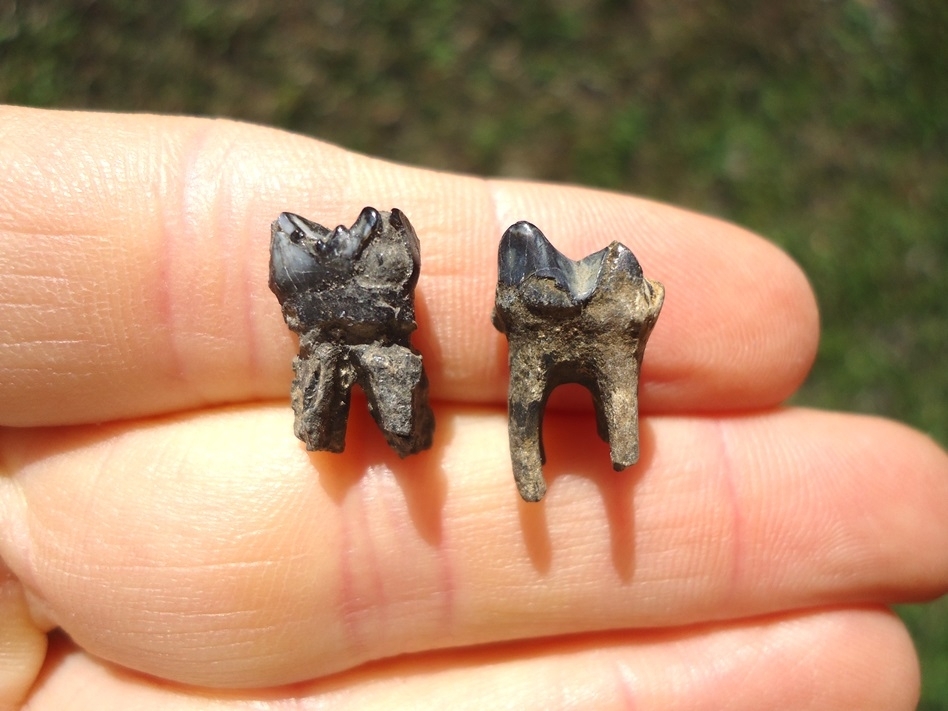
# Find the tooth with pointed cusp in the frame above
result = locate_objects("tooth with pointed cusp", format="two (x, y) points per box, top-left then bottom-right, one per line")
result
(269, 207), (434, 457)
(492, 221), (664, 502)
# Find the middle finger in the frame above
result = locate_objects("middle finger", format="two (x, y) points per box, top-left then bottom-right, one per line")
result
(1, 403), (946, 688)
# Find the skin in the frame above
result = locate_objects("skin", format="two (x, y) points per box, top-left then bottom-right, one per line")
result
(1, 105), (947, 710)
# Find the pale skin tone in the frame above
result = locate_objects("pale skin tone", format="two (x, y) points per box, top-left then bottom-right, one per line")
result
(1, 106), (948, 710)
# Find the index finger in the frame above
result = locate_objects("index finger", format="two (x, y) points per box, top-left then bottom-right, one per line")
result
(0, 106), (818, 425)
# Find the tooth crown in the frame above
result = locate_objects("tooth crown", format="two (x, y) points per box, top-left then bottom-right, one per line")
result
(269, 207), (420, 340)
(492, 221), (664, 502)
(269, 207), (433, 458)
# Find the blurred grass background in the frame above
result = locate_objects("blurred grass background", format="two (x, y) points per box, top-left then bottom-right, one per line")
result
(1, 0), (946, 705)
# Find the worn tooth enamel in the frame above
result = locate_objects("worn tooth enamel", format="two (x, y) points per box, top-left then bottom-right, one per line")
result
(269, 207), (434, 457)
(492, 221), (664, 502)
(350, 205), (380, 240)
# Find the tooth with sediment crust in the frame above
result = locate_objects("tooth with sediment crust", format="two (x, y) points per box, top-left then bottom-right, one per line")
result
(269, 207), (434, 457)
(492, 221), (664, 502)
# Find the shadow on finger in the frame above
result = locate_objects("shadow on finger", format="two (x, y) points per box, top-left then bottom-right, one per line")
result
(517, 384), (656, 581)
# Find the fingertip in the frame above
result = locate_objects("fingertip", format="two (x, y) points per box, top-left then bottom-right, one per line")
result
(485, 180), (822, 410)
(1, 107), (821, 424)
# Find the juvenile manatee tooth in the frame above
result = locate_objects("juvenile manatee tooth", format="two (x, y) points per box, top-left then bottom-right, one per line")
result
(492, 221), (664, 502)
(269, 207), (434, 457)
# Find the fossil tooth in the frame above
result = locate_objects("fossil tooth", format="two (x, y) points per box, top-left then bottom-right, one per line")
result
(492, 221), (664, 502)
(269, 207), (434, 457)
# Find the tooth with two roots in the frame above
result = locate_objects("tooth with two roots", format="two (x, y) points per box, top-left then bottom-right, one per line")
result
(269, 207), (434, 457)
(492, 221), (664, 502)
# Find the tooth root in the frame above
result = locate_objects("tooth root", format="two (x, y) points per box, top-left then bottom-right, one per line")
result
(269, 208), (434, 457)
(506, 347), (550, 502)
(596, 354), (642, 470)
(354, 343), (433, 457)
(292, 341), (352, 452)
(493, 223), (664, 502)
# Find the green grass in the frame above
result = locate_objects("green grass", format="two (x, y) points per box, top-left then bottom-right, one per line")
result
(3, 0), (947, 704)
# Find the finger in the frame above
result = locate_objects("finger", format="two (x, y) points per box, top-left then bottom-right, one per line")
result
(0, 561), (47, 710)
(26, 609), (918, 710)
(0, 105), (818, 425)
(1, 405), (946, 687)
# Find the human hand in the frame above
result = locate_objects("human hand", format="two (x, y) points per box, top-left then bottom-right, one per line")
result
(2, 106), (947, 710)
